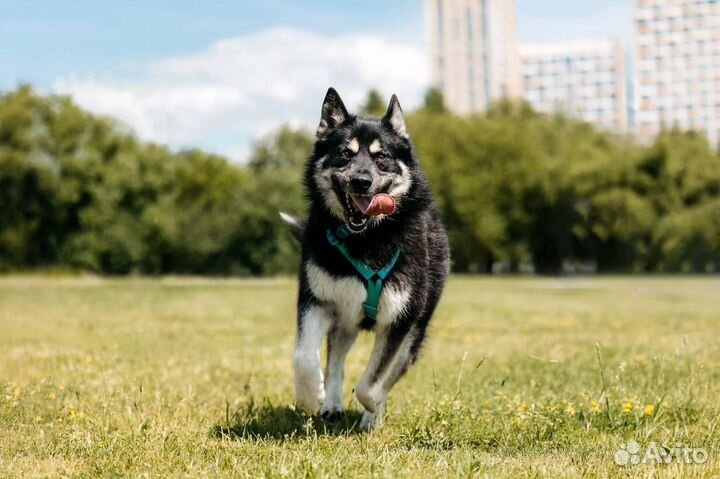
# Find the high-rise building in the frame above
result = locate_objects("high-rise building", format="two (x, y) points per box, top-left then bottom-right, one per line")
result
(519, 40), (628, 132)
(634, 0), (720, 146)
(427, 0), (520, 114)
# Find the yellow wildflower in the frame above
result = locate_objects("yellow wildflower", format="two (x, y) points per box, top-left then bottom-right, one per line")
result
(565, 402), (576, 416)
(634, 353), (647, 363)
(644, 404), (655, 416)
(590, 400), (601, 414)
(623, 401), (634, 414)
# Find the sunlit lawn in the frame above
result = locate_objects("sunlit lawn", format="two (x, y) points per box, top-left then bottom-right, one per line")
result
(1, 275), (719, 478)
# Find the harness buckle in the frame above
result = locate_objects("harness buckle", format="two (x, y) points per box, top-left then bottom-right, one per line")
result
(363, 303), (378, 319)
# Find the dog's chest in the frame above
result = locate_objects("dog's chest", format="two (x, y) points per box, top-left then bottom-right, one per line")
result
(305, 261), (409, 328)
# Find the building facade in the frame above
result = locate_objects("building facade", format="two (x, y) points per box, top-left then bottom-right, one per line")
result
(427, 0), (520, 114)
(519, 40), (628, 132)
(634, 0), (720, 146)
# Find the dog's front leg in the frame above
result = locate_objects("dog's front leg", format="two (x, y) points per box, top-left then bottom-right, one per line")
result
(355, 322), (416, 431)
(320, 325), (358, 418)
(293, 305), (331, 414)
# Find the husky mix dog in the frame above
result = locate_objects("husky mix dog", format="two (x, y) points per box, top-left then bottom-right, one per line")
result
(281, 88), (450, 430)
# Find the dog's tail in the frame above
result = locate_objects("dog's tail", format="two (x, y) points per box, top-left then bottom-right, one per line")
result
(279, 212), (306, 241)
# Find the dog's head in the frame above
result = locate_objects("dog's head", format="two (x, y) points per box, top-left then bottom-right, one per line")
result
(309, 87), (414, 233)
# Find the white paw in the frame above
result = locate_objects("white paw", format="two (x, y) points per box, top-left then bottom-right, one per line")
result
(295, 373), (325, 414)
(359, 403), (385, 431)
(294, 355), (325, 414)
(319, 394), (344, 417)
(321, 377), (345, 417)
(354, 382), (377, 413)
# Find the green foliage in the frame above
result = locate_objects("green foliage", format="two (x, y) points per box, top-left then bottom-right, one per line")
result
(652, 199), (720, 272)
(0, 87), (309, 275)
(0, 85), (718, 274)
(409, 98), (720, 274)
(248, 125), (313, 174)
(360, 89), (387, 116)
(422, 87), (446, 114)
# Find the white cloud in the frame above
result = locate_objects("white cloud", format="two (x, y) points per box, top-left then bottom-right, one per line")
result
(52, 28), (428, 162)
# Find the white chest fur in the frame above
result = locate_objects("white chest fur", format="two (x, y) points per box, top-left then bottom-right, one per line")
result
(305, 261), (410, 328)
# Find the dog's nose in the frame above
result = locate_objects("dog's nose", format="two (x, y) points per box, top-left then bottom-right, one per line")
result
(350, 175), (372, 192)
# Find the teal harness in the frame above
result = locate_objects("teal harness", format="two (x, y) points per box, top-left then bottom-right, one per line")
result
(326, 225), (401, 321)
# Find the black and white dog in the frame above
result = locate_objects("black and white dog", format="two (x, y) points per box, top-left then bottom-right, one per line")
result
(282, 88), (449, 430)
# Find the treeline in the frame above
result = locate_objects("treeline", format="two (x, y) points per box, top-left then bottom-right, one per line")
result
(411, 98), (720, 273)
(1, 85), (719, 275)
(0, 86), (305, 275)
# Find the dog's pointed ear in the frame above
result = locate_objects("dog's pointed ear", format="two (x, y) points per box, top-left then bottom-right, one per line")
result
(317, 87), (349, 136)
(382, 94), (408, 139)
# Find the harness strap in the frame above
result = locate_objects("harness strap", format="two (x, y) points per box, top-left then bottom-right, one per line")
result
(326, 227), (401, 321)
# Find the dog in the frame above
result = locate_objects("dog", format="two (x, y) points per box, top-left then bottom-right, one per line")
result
(281, 87), (450, 430)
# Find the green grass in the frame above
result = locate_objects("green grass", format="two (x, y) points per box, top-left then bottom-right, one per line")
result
(1, 276), (719, 478)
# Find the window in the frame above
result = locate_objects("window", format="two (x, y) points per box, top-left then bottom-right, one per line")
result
(466, 7), (473, 42)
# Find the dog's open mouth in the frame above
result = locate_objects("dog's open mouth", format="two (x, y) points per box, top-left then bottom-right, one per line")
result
(344, 193), (371, 231)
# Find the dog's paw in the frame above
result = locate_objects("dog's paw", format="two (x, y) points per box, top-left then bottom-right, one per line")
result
(358, 403), (385, 431)
(294, 356), (325, 414)
(319, 396), (345, 419)
(354, 382), (378, 413)
(295, 380), (325, 415)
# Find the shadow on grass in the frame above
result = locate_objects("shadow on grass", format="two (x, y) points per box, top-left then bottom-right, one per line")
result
(211, 399), (365, 441)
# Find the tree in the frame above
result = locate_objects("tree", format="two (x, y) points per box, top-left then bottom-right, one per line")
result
(248, 125), (313, 174)
(639, 130), (720, 270)
(422, 88), (446, 114)
(360, 89), (386, 116)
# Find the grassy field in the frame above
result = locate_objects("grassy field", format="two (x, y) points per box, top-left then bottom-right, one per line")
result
(1, 275), (718, 478)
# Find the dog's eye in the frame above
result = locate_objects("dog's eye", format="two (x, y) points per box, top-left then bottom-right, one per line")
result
(376, 153), (386, 163)
(339, 149), (350, 160)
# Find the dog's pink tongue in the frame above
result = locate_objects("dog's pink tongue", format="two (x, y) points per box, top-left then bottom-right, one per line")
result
(350, 195), (372, 213)
(366, 194), (396, 216)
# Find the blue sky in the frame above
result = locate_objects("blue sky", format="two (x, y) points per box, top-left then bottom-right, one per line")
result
(1, 0), (632, 160)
